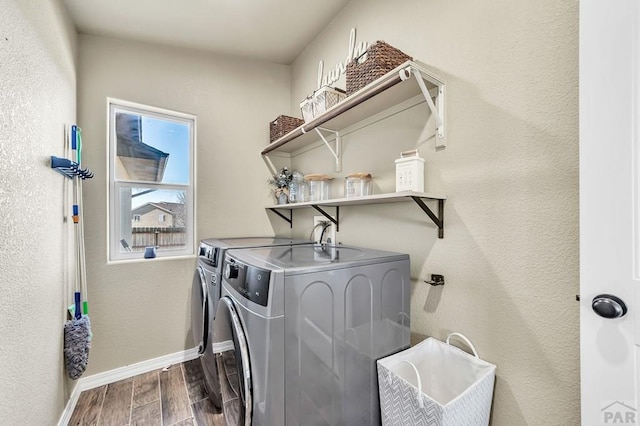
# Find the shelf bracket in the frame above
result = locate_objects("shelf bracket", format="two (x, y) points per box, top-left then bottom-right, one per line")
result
(262, 154), (278, 177)
(410, 196), (444, 238)
(311, 205), (339, 231)
(400, 66), (446, 148)
(267, 207), (293, 228)
(313, 127), (342, 172)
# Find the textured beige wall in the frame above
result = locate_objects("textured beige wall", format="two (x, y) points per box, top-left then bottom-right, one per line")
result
(289, 0), (580, 424)
(77, 35), (291, 375)
(0, 0), (77, 423)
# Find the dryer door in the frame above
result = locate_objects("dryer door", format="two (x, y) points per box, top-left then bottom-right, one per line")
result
(212, 296), (252, 426)
(190, 266), (207, 354)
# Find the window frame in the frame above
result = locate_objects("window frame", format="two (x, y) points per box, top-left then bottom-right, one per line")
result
(107, 98), (196, 262)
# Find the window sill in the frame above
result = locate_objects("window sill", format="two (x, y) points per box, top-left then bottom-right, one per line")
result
(107, 253), (197, 266)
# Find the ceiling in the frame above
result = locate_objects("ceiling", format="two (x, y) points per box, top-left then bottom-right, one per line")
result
(62, 0), (351, 65)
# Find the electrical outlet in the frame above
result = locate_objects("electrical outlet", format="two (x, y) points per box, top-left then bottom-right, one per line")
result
(313, 215), (337, 244)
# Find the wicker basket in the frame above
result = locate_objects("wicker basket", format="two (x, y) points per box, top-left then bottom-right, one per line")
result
(269, 115), (304, 142)
(300, 86), (347, 122)
(346, 41), (413, 96)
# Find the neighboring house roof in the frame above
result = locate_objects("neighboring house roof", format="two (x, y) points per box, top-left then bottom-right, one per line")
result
(131, 202), (185, 226)
(116, 113), (169, 182)
(132, 202), (182, 216)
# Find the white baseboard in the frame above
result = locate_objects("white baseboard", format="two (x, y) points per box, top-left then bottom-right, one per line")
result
(58, 347), (200, 425)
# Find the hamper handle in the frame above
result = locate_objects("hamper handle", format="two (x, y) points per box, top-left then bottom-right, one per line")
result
(446, 332), (480, 358)
(387, 360), (424, 409)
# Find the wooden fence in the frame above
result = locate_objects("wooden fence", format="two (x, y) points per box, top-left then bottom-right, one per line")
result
(131, 227), (186, 250)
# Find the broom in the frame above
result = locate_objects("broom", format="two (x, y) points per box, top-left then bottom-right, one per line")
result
(63, 125), (91, 380)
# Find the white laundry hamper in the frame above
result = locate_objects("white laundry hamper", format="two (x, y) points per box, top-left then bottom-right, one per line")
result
(377, 333), (496, 426)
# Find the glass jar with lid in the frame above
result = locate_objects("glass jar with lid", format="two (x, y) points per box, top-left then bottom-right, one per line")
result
(344, 173), (372, 198)
(288, 171), (308, 203)
(305, 174), (332, 201)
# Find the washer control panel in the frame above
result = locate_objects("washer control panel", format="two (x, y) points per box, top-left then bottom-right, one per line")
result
(224, 257), (270, 306)
(198, 243), (220, 267)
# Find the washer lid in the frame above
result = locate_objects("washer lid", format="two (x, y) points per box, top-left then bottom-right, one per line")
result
(211, 297), (252, 426)
(239, 244), (408, 271)
(202, 236), (309, 249)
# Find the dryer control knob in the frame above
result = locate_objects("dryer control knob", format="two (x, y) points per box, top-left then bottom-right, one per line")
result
(225, 263), (239, 280)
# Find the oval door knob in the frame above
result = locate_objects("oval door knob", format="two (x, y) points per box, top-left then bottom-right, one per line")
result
(592, 294), (627, 319)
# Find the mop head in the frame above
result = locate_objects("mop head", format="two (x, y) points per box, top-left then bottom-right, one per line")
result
(64, 315), (91, 380)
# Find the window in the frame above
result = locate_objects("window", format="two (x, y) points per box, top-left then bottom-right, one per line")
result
(108, 99), (196, 261)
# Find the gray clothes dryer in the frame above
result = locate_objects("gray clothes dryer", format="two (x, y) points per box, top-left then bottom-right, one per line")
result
(211, 244), (411, 426)
(191, 237), (312, 407)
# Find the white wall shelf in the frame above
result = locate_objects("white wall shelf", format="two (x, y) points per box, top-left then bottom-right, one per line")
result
(263, 61), (447, 239)
(267, 191), (446, 238)
(262, 60), (445, 158)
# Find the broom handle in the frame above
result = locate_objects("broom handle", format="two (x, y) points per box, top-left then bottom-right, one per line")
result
(63, 126), (71, 313)
(79, 176), (88, 315)
(71, 126), (84, 317)
(77, 128), (89, 315)
(74, 176), (83, 317)
(72, 158), (81, 298)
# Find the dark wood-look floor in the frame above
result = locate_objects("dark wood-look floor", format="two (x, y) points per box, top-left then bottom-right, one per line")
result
(68, 359), (224, 426)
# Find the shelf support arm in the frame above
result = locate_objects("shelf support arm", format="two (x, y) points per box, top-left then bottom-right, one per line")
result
(267, 208), (293, 228)
(410, 196), (444, 238)
(313, 127), (342, 172)
(311, 205), (339, 232)
(412, 69), (443, 133)
(262, 154), (278, 177)
(400, 66), (446, 146)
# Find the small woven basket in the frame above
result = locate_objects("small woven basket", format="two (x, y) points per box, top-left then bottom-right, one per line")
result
(346, 41), (413, 96)
(269, 115), (304, 142)
(300, 86), (347, 122)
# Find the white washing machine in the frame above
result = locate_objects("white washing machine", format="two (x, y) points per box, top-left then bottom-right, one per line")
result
(212, 244), (411, 425)
(191, 237), (312, 407)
